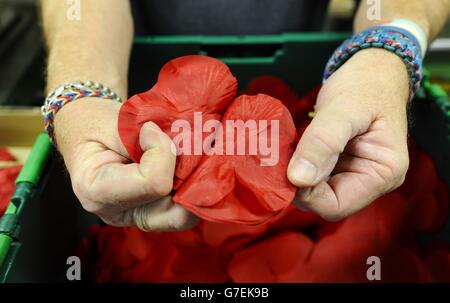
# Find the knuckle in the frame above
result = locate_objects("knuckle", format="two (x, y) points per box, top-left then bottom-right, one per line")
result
(72, 178), (98, 212)
(71, 176), (88, 201)
(71, 175), (107, 215)
(79, 200), (102, 214)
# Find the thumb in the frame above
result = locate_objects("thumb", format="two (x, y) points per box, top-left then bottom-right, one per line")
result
(138, 121), (177, 197)
(287, 107), (367, 187)
(79, 121), (176, 207)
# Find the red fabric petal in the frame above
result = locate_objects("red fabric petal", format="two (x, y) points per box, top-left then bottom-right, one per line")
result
(228, 231), (314, 282)
(0, 148), (16, 161)
(430, 180), (450, 232)
(244, 76), (299, 112)
(243, 76), (317, 125)
(426, 240), (450, 282)
(174, 94), (297, 225)
(0, 165), (21, 216)
(118, 55), (238, 187)
(379, 244), (431, 282)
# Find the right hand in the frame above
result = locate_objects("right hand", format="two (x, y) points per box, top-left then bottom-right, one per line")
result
(53, 97), (199, 231)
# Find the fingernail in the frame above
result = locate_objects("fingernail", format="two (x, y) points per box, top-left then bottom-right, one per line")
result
(289, 158), (317, 185)
(144, 121), (161, 132)
(140, 122), (164, 151)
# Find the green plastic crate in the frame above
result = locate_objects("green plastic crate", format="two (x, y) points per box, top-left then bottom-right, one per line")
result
(0, 33), (449, 282)
(130, 33), (350, 96)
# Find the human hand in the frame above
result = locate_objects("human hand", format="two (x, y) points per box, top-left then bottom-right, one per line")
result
(54, 97), (199, 230)
(288, 48), (411, 221)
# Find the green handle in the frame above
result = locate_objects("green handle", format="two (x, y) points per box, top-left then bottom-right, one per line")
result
(0, 235), (12, 273)
(15, 134), (52, 185)
(200, 50), (285, 65)
(134, 32), (350, 45)
(426, 83), (448, 99)
(219, 57), (278, 64)
(0, 134), (52, 275)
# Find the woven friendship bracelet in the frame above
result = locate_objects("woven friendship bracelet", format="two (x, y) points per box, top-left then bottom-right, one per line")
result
(41, 81), (122, 142)
(323, 26), (424, 99)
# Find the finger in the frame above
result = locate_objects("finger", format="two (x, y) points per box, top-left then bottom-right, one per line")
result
(333, 128), (409, 185)
(294, 170), (387, 221)
(287, 107), (370, 188)
(137, 121), (177, 196)
(294, 122), (409, 221)
(130, 196), (199, 231)
(331, 153), (375, 176)
(75, 122), (176, 208)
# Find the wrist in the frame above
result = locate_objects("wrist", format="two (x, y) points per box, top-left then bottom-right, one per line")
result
(324, 25), (424, 100)
(54, 98), (120, 149)
(341, 48), (410, 105)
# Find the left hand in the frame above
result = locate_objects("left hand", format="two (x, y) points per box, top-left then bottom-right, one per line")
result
(54, 98), (199, 231)
(287, 48), (411, 221)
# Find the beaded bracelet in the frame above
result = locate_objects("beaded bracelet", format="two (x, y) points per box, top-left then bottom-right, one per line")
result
(323, 26), (424, 99)
(41, 81), (122, 142)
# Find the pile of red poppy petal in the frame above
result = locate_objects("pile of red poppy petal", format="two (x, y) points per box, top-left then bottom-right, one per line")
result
(79, 142), (450, 282)
(81, 63), (450, 282)
(0, 148), (22, 216)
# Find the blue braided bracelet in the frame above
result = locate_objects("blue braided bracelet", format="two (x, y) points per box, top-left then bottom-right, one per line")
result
(323, 26), (424, 99)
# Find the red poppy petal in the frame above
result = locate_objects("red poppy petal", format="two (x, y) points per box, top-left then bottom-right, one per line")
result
(0, 165), (22, 216)
(118, 55), (237, 183)
(0, 148), (16, 161)
(244, 76), (299, 111)
(426, 240), (450, 282)
(156, 55), (238, 113)
(174, 94), (297, 224)
(228, 232), (314, 282)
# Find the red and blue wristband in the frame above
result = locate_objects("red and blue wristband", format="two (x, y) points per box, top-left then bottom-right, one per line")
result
(42, 81), (122, 143)
(324, 23), (425, 99)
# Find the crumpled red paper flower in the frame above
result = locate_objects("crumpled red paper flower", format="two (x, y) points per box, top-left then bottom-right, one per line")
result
(173, 94), (297, 224)
(119, 55), (238, 188)
(119, 56), (298, 224)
